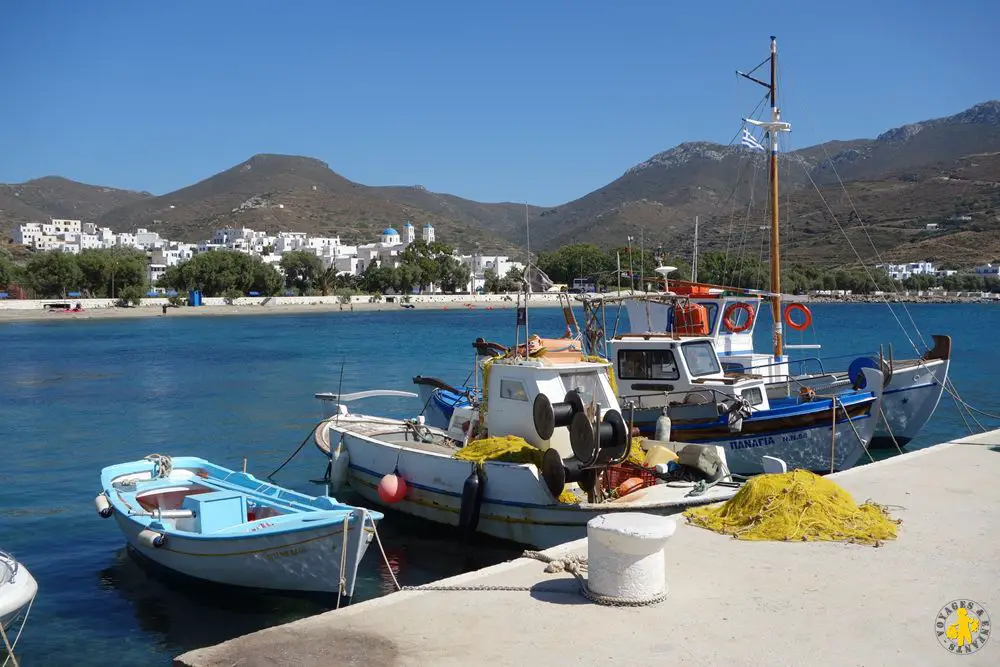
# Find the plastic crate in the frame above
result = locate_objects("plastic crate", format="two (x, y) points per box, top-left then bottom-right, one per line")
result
(603, 463), (660, 494)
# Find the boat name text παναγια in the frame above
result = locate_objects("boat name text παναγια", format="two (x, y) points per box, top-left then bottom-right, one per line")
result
(728, 435), (776, 450)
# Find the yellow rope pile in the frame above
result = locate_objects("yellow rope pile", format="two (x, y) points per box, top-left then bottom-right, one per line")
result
(684, 469), (901, 546)
(454, 435), (579, 504)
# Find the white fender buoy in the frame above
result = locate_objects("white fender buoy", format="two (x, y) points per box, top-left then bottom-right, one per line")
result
(586, 513), (676, 604)
(329, 442), (350, 493)
(137, 529), (165, 548)
(95, 494), (112, 518)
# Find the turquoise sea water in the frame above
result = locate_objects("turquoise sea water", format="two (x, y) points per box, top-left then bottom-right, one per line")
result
(1, 303), (997, 665)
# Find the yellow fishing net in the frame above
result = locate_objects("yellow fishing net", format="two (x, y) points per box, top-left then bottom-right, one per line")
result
(453, 435), (579, 504)
(627, 437), (646, 465)
(684, 469), (900, 546)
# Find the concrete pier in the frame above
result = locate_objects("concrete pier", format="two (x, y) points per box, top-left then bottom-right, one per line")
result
(175, 431), (1000, 667)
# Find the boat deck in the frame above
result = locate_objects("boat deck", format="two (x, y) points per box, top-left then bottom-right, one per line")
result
(323, 418), (461, 457)
(177, 429), (1000, 667)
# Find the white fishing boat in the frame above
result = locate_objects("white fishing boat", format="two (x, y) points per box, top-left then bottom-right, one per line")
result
(1, 550), (36, 664)
(313, 330), (754, 549)
(611, 35), (951, 449)
(95, 455), (383, 599)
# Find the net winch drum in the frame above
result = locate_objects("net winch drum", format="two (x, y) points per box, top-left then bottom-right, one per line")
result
(569, 409), (629, 468)
(532, 390), (586, 440)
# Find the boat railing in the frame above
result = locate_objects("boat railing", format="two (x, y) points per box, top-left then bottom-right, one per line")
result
(748, 350), (881, 378)
(130, 508), (195, 519)
(747, 356), (829, 377)
(619, 386), (752, 410)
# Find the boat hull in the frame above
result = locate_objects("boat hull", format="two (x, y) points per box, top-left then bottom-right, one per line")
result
(869, 358), (949, 447)
(0, 560), (36, 631)
(330, 425), (736, 550)
(629, 397), (878, 475)
(765, 358), (949, 449)
(110, 509), (373, 595)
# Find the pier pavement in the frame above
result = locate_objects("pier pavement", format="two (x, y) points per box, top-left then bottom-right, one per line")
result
(175, 430), (1000, 667)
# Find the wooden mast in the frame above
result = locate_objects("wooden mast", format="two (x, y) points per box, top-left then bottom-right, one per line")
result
(738, 36), (790, 360)
(767, 36), (782, 359)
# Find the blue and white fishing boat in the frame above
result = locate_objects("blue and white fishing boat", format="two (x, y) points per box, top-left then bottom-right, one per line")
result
(95, 455), (383, 598)
(614, 35), (951, 449)
(607, 332), (884, 474)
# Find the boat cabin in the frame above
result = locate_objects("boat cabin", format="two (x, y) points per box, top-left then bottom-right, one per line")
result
(622, 294), (800, 382)
(610, 333), (771, 414)
(480, 341), (623, 461)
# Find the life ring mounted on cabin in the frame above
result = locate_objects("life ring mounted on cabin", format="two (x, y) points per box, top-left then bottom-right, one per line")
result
(783, 303), (813, 331)
(722, 302), (755, 333)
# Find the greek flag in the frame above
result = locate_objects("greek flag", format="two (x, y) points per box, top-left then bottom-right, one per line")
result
(741, 127), (766, 152)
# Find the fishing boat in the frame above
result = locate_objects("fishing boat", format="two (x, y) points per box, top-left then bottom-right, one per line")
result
(611, 35), (952, 449)
(608, 331), (884, 474)
(618, 288), (950, 449)
(313, 323), (755, 549)
(94, 455), (383, 598)
(1, 550), (35, 662)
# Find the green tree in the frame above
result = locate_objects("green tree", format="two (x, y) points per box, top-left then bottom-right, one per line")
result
(74, 247), (148, 297)
(279, 250), (323, 295)
(25, 251), (83, 298)
(250, 261), (285, 296)
(161, 250), (279, 297)
(0, 250), (22, 288)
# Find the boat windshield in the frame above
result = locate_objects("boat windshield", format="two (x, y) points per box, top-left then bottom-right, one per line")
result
(681, 340), (722, 377)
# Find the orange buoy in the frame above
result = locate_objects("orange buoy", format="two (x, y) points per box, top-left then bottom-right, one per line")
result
(783, 303), (813, 331)
(613, 477), (646, 498)
(377, 473), (408, 503)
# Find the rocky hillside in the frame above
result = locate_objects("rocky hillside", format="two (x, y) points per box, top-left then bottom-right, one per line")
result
(0, 177), (151, 237)
(530, 101), (1000, 259)
(3, 101), (998, 266)
(90, 154), (522, 254)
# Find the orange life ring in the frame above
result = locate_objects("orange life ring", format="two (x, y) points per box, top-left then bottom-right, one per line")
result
(783, 303), (812, 331)
(722, 302), (755, 333)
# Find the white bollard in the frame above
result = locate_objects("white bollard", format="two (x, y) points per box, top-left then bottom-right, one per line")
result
(586, 512), (677, 604)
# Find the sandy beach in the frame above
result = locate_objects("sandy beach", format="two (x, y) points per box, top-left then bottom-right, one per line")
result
(0, 297), (562, 324)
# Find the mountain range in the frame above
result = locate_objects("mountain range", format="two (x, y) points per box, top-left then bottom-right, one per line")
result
(2, 100), (999, 267)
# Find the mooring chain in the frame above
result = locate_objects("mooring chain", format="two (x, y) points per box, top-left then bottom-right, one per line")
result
(397, 550), (667, 607)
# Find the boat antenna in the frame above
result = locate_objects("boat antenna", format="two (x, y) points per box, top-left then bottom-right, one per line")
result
(517, 201), (530, 359)
(692, 216), (699, 282)
(737, 35), (791, 360)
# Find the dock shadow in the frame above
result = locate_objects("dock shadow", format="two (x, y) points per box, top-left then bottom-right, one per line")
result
(528, 578), (592, 605)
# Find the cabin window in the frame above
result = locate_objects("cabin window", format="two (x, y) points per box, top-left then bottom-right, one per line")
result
(741, 387), (764, 407)
(499, 379), (528, 402)
(681, 340), (722, 377)
(617, 349), (679, 381)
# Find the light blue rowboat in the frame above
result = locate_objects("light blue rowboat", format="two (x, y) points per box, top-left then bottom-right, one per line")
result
(95, 455), (383, 598)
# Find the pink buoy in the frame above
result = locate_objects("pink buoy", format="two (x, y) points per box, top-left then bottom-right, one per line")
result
(377, 473), (408, 504)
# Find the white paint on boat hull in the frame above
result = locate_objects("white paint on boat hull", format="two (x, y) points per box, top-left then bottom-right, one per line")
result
(112, 512), (375, 595)
(333, 428), (737, 550)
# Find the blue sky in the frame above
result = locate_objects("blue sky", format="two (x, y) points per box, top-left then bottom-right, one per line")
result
(1, 0), (996, 206)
